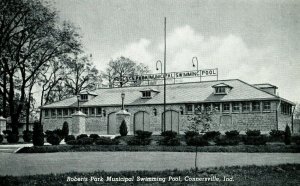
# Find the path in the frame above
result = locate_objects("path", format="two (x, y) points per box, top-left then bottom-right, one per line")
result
(0, 152), (299, 176)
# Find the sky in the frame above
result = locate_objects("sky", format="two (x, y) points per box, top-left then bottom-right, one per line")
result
(50, 0), (300, 102)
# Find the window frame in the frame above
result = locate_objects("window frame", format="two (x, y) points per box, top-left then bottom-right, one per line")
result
(222, 103), (230, 112)
(83, 108), (88, 115)
(51, 109), (56, 118)
(89, 108), (95, 116)
(263, 101), (271, 111)
(215, 87), (226, 94)
(45, 109), (49, 118)
(213, 103), (220, 112)
(232, 102), (240, 112)
(252, 101), (260, 112)
(81, 94), (88, 101)
(63, 109), (68, 117)
(142, 91), (151, 98)
(186, 104), (194, 114)
(96, 107), (102, 116)
(242, 102), (250, 112)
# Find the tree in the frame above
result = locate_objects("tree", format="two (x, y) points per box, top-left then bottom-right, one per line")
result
(103, 56), (150, 87)
(0, 0), (81, 134)
(284, 124), (291, 145)
(32, 121), (44, 146)
(187, 106), (215, 171)
(119, 120), (128, 136)
(63, 54), (101, 95)
(62, 121), (69, 138)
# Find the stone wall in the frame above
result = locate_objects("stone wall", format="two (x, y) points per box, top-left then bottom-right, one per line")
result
(42, 100), (292, 134)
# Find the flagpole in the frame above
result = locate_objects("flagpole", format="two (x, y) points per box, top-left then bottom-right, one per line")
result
(163, 17), (166, 131)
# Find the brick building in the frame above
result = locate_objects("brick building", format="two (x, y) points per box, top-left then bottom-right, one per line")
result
(40, 79), (295, 135)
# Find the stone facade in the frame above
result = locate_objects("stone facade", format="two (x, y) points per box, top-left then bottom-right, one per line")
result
(42, 100), (294, 135)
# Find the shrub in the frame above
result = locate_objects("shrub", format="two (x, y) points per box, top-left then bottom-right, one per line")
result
(66, 140), (78, 145)
(46, 134), (61, 145)
(45, 130), (53, 137)
(2, 130), (12, 136)
(293, 136), (300, 145)
(203, 131), (221, 140)
(7, 133), (19, 143)
(77, 137), (94, 145)
(95, 137), (119, 145)
(89, 134), (100, 141)
(159, 130), (180, 146)
(269, 130), (285, 138)
(32, 122), (44, 146)
(135, 130), (152, 139)
(184, 131), (199, 139)
(246, 130), (261, 136)
(284, 125), (291, 145)
(65, 135), (75, 142)
(22, 130), (33, 142)
(158, 137), (181, 146)
(62, 122), (69, 138)
(127, 138), (151, 146)
(186, 136), (209, 146)
(243, 135), (267, 145)
(119, 120), (128, 136)
(161, 131), (177, 138)
(76, 134), (88, 140)
(0, 134), (3, 143)
(215, 136), (239, 146)
(53, 129), (64, 139)
(225, 130), (240, 138)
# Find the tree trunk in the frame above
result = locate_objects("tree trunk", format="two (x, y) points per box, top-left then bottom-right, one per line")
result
(2, 71), (7, 117)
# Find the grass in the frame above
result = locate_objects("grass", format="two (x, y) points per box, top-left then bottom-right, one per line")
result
(0, 164), (299, 186)
(17, 143), (300, 153)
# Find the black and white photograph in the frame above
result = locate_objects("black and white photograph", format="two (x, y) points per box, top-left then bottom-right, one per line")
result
(0, 0), (300, 185)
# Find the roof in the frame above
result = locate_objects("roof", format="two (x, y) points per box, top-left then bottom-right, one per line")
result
(253, 83), (278, 89)
(212, 83), (233, 88)
(140, 88), (160, 93)
(41, 79), (295, 109)
(79, 90), (98, 96)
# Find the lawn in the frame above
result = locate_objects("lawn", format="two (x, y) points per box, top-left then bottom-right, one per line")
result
(17, 143), (300, 153)
(1, 164), (299, 186)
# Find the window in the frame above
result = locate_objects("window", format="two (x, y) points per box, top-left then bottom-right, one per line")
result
(97, 107), (102, 115)
(232, 102), (240, 112)
(216, 87), (226, 94)
(142, 91), (151, 98)
(81, 94), (88, 100)
(83, 108), (88, 115)
(89, 108), (95, 116)
(242, 102), (250, 112)
(45, 109), (49, 117)
(213, 103), (220, 111)
(194, 104), (202, 113)
(281, 103), (291, 115)
(69, 108), (75, 115)
(263, 101), (271, 111)
(252, 101), (260, 111)
(223, 103), (230, 112)
(204, 103), (211, 111)
(57, 109), (62, 117)
(63, 109), (68, 116)
(186, 104), (193, 113)
(51, 109), (56, 118)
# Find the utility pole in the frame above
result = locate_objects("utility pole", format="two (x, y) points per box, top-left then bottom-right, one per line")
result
(163, 17), (167, 131)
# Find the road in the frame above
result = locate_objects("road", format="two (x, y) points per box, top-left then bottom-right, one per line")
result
(0, 151), (299, 176)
